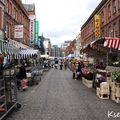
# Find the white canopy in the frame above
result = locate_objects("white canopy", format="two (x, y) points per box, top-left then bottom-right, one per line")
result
(67, 54), (75, 58)
(41, 54), (49, 58)
(20, 49), (39, 56)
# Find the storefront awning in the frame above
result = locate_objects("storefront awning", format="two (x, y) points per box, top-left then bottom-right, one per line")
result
(0, 39), (20, 55)
(81, 37), (120, 52)
(8, 39), (33, 50)
(104, 37), (120, 50)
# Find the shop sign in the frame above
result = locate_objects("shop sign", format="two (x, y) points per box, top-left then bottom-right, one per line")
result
(29, 15), (36, 44)
(14, 25), (23, 38)
(94, 15), (101, 37)
(35, 21), (39, 45)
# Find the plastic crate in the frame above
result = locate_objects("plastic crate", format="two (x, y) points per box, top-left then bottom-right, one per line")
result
(100, 82), (110, 94)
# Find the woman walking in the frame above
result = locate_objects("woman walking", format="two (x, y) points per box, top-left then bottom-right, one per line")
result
(72, 62), (76, 80)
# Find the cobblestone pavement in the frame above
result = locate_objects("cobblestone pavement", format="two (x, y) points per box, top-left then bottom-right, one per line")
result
(7, 68), (120, 120)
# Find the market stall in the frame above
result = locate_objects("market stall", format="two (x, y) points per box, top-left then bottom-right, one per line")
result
(81, 37), (120, 103)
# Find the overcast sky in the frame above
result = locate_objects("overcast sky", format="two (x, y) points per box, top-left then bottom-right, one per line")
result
(22, 0), (101, 45)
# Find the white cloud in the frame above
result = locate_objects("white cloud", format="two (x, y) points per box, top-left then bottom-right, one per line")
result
(22, 0), (101, 45)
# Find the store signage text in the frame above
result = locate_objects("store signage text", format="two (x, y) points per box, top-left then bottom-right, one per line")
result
(94, 15), (101, 37)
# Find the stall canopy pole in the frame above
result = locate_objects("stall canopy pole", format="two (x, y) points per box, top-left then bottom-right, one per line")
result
(106, 52), (109, 66)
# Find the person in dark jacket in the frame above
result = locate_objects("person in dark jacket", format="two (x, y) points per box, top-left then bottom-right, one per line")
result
(72, 62), (76, 79)
(16, 65), (26, 89)
(19, 65), (27, 80)
(76, 62), (82, 80)
(60, 60), (63, 70)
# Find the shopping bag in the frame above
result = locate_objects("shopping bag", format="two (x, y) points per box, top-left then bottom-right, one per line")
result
(21, 79), (28, 90)
(77, 72), (80, 75)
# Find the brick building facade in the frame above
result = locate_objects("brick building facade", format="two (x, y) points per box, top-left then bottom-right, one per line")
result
(81, 0), (120, 66)
(4, 0), (30, 45)
(81, 0), (120, 47)
(65, 40), (76, 56)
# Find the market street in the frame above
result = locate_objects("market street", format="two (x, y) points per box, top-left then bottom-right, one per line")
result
(7, 68), (120, 120)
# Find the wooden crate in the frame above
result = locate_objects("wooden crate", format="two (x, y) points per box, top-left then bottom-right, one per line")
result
(115, 82), (120, 88)
(96, 87), (100, 97)
(107, 77), (112, 86)
(100, 82), (110, 95)
(82, 79), (93, 88)
(111, 82), (116, 92)
(98, 93), (109, 99)
(114, 97), (120, 103)
(115, 87), (120, 97)
(110, 92), (115, 101)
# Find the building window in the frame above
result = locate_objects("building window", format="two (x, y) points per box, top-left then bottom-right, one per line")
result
(0, 7), (2, 30)
(118, 0), (120, 9)
(108, 4), (111, 18)
(119, 20), (120, 37)
(101, 11), (104, 23)
(113, 23), (117, 37)
(92, 22), (94, 32)
(15, 10), (18, 20)
(113, 0), (116, 14)
(9, 2), (12, 15)
(6, 0), (9, 13)
(108, 26), (111, 37)
(20, 12), (22, 23)
(9, 24), (12, 38)
(13, 8), (15, 18)
(102, 30), (104, 37)
(22, 16), (24, 24)
(6, 23), (9, 38)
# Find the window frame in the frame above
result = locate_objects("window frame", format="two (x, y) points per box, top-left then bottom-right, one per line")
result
(113, 0), (116, 14)
(108, 4), (111, 18)
(0, 7), (2, 30)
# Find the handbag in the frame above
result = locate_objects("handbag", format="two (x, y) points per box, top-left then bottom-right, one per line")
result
(77, 72), (80, 75)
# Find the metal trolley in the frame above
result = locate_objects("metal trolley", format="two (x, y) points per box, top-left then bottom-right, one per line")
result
(0, 69), (21, 120)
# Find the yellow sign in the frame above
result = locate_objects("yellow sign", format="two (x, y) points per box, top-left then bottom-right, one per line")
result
(94, 15), (101, 37)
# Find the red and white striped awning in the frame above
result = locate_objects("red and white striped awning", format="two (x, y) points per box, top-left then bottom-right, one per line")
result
(104, 37), (120, 50)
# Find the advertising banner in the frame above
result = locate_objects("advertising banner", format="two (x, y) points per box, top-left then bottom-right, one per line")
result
(35, 21), (39, 45)
(94, 15), (101, 38)
(29, 15), (36, 44)
(30, 20), (34, 43)
(38, 36), (42, 49)
(14, 25), (23, 38)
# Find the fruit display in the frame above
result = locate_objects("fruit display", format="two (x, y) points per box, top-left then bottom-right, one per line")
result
(82, 68), (94, 80)
(112, 71), (120, 83)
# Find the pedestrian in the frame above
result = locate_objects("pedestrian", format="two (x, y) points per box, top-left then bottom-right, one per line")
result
(72, 62), (76, 80)
(64, 60), (67, 70)
(16, 64), (27, 90)
(76, 62), (82, 80)
(55, 60), (58, 69)
(51, 60), (54, 68)
(60, 60), (63, 70)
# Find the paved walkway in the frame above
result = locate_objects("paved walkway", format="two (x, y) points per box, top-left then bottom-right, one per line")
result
(7, 68), (120, 120)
